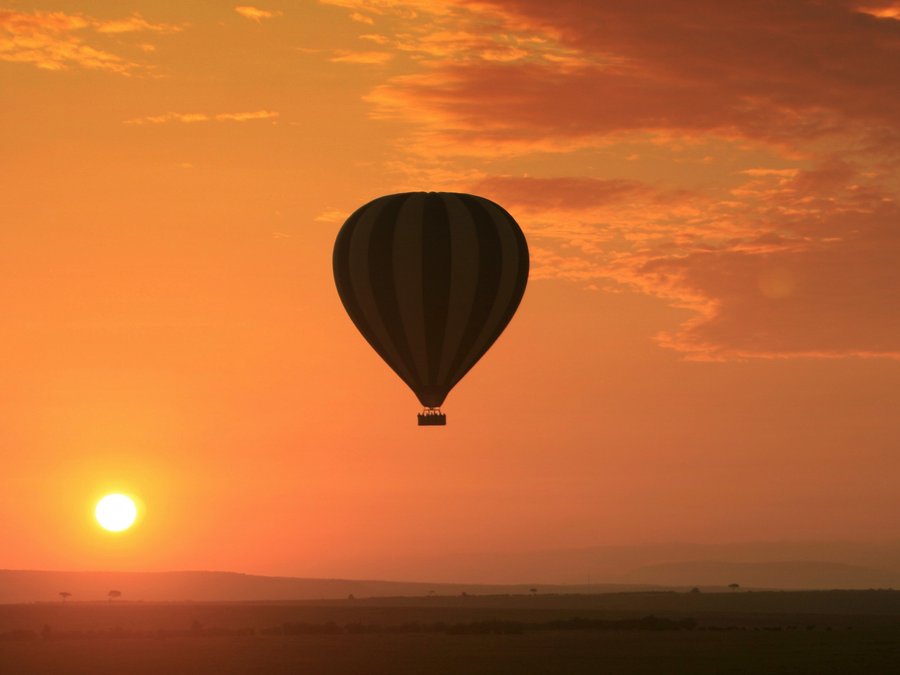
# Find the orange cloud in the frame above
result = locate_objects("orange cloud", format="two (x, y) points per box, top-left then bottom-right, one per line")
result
(359, 33), (389, 44)
(478, 164), (900, 360)
(314, 209), (350, 223)
(323, 0), (584, 69)
(856, 1), (900, 19)
(0, 9), (180, 74)
(124, 110), (279, 124)
(472, 176), (649, 212)
(94, 14), (182, 34)
(234, 6), (283, 22)
(330, 50), (393, 64)
(319, 0), (453, 17)
(639, 199), (900, 361)
(353, 0), (899, 157)
(215, 110), (280, 122)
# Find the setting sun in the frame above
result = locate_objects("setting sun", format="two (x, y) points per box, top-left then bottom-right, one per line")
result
(95, 494), (138, 532)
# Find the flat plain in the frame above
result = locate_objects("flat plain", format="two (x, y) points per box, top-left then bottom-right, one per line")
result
(2, 591), (899, 674)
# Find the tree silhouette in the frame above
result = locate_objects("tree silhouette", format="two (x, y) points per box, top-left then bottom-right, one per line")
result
(728, 583), (740, 592)
(59, 592), (71, 603)
(529, 587), (538, 596)
(108, 590), (122, 603)
(690, 587), (701, 594)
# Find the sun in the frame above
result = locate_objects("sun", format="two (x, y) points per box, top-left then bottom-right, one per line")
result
(95, 494), (138, 532)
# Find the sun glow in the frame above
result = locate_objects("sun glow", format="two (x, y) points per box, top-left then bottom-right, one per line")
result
(95, 494), (138, 532)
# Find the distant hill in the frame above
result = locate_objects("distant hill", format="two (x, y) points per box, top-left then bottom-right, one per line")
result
(342, 540), (900, 585)
(6, 542), (900, 603)
(0, 570), (663, 604)
(620, 560), (900, 589)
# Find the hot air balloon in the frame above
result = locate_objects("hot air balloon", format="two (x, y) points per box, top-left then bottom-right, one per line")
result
(333, 192), (528, 425)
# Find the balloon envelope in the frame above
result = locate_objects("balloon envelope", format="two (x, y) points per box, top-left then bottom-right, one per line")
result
(333, 192), (529, 412)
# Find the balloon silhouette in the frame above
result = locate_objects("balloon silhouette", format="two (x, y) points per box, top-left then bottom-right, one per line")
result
(333, 192), (528, 425)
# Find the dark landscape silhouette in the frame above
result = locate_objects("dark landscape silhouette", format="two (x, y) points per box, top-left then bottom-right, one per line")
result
(2, 587), (900, 674)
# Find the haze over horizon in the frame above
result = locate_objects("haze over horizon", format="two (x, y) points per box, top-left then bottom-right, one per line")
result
(2, 1), (899, 582)
(7, 538), (900, 591)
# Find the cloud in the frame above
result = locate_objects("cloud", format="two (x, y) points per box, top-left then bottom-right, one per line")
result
(472, 176), (649, 212)
(124, 110), (279, 124)
(94, 14), (182, 34)
(359, 33), (389, 44)
(0, 9), (89, 33)
(322, 0), (585, 71)
(644, 224), (900, 360)
(0, 9), (180, 74)
(466, 176), (726, 284)
(654, 163), (900, 360)
(330, 50), (393, 64)
(319, 0), (454, 16)
(314, 209), (350, 223)
(481, 165), (900, 360)
(740, 168), (800, 178)
(322, 0), (900, 360)
(214, 110), (280, 122)
(234, 6), (283, 22)
(856, 1), (900, 19)
(351, 0), (900, 156)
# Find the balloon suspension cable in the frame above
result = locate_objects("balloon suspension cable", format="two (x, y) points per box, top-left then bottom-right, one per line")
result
(417, 407), (446, 426)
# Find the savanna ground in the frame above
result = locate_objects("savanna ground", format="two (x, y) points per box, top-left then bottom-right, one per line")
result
(2, 591), (900, 674)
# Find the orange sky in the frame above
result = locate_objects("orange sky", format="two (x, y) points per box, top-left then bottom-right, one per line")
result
(2, 0), (900, 582)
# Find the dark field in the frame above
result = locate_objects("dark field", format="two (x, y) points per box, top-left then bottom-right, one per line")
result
(2, 591), (900, 674)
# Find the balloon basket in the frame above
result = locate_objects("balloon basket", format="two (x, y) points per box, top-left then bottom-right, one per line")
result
(418, 409), (446, 426)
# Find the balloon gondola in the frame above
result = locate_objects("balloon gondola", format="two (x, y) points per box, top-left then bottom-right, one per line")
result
(333, 192), (528, 425)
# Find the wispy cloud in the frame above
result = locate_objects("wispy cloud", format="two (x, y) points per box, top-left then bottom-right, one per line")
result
(347, 0), (900, 157)
(215, 110), (280, 122)
(94, 14), (182, 34)
(479, 165), (900, 361)
(330, 50), (393, 64)
(124, 110), (279, 125)
(359, 33), (389, 44)
(321, 0), (585, 68)
(296, 44), (393, 65)
(314, 209), (349, 223)
(234, 6), (283, 22)
(855, 2), (900, 20)
(0, 9), (181, 74)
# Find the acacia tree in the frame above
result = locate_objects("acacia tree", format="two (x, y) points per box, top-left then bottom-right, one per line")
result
(108, 590), (122, 603)
(728, 583), (740, 592)
(59, 592), (71, 603)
